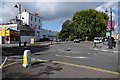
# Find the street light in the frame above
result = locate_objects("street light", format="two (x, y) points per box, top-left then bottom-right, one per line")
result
(14, 3), (21, 20)
(14, 3), (22, 47)
(105, 8), (113, 49)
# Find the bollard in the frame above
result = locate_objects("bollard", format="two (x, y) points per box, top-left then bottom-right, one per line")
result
(94, 42), (96, 47)
(19, 42), (21, 47)
(22, 50), (31, 68)
(24, 42), (27, 47)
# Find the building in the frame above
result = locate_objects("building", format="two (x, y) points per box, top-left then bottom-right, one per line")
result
(0, 9), (58, 44)
(0, 18), (35, 44)
(19, 9), (42, 41)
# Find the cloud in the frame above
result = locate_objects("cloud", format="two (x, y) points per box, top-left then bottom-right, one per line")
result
(1, 2), (104, 23)
(95, 2), (118, 20)
(96, 2), (119, 33)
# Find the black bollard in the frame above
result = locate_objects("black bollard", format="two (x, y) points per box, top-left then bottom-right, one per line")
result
(19, 41), (21, 47)
(24, 42), (27, 47)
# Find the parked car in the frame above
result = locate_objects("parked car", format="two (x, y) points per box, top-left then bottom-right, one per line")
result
(74, 39), (80, 43)
(94, 37), (102, 44)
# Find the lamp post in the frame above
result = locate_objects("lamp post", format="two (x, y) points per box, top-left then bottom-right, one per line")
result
(105, 8), (113, 49)
(14, 3), (22, 47)
(14, 3), (21, 20)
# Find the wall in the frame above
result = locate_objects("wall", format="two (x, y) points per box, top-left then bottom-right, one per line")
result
(20, 36), (35, 43)
(28, 13), (42, 30)
(20, 12), (29, 25)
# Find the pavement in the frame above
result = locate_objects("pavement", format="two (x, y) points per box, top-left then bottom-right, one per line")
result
(1, 41), (59, 48)
(90, 42), (118, 53)
(2, 59), (118, 79)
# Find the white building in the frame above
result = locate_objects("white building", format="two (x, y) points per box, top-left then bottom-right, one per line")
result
(0, 9), (58, 44)
(20, 9), (42, 41)
(20, 9), (58, 41)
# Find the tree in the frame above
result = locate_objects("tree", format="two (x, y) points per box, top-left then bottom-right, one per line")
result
(72, 9), (109, 40)
(58, 20), (74, 41)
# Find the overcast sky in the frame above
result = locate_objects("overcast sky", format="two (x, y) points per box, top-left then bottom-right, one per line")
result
(0, 0), (119, 33)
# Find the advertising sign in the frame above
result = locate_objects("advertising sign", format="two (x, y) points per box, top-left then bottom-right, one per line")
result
(106, 21), (114, 30)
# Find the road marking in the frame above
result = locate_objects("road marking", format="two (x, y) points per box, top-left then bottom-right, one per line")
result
(55, 55), (88, 59)
(0, 57), (7, 69)
(52, 61), (119, 75)
(113, 51), (118, 53)
(74, 52), (78, 54)
(3, 58), (119, 75)
(94, 48), (98, 50)
(2, 62), (21, 69)
(88, 53), (91, 54)
(7, 59), (22, 61)
(102, 49), (108, 52)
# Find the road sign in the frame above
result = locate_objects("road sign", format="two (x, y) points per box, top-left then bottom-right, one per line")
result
(0, 26), (10, 36)
(0, 30), (10, 36)
(5, 30), (10, 36)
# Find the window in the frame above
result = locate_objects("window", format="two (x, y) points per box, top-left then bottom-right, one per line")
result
(35, 18), (37, 22)
(39, 19), (41, 23)
(39, 26), (41, 29)
(31, 16), (32, 21)
(22, 17), (24, 19)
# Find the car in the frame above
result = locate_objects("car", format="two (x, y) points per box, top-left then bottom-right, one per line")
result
(74, 39), (80, 43)
(94, 37), (102, 44)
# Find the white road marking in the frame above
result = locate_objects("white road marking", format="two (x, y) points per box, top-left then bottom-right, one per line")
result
(7, 59), (22, 61)
(88, 53), (91, 54)
(55, 55), (88, 59)
(102, 49), (108, 52)
(74, 52), (78, 54)
(9, 56), (22, 58)
(113, 51), (118, 53)
(0, 57), (7, 69)
(94, 48), (98, 50)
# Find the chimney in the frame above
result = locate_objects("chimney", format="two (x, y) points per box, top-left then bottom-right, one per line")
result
(35, 12), (39, 16)
(22, 9), (27, 12)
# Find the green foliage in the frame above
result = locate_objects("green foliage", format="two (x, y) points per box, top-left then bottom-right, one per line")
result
(72, 9), (109, 40)
(58, 9), (109, 41)
(58, 20), (74, 41)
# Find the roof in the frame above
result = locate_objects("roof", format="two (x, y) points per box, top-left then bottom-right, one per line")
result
(28, 12), (43, 19)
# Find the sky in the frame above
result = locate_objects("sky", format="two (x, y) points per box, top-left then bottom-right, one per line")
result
(0, 0), (119, 33)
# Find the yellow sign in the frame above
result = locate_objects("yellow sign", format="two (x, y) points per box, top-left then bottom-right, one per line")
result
(2, 26), (5, 31)
(2, 30), (5, 36)
(0, 30), (10, 36)
(5, 30), (10, 36)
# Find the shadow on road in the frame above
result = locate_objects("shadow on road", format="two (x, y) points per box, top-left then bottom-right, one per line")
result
(2, 44), (50, 56)
(2, 61), (62, 79)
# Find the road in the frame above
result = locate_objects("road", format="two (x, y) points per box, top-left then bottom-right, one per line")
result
(31, 42), (118, 72)
(2, 42), (119, 78)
